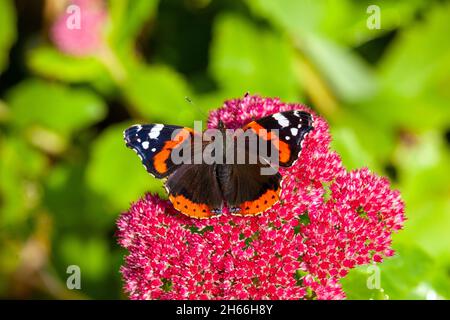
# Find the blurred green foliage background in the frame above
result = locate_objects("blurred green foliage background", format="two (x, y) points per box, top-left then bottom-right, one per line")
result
(0, 0), (449, 299)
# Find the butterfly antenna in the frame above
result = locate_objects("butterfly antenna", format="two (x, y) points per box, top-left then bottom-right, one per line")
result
(185, 96), (209, 120)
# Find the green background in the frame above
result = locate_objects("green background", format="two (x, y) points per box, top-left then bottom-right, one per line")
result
(0, 0), (449, 299)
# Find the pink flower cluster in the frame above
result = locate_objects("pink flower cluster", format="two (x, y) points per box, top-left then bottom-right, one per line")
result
(117, 94), (405, 300)
(51, 0), (107, 56)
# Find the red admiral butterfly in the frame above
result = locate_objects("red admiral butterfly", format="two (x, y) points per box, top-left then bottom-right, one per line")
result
(124, 111), (314, 218)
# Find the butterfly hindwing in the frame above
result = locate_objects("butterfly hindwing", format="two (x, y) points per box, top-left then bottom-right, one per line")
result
(243, 111), (314, 167)
(219, 162), (282, 216)
(165, 164), (224, 218)
(124, 124), (194, 179)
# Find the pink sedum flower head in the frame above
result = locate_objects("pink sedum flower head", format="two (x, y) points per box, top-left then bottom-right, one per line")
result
(51, 0), (107, 56)
(117, 94), (405, 300)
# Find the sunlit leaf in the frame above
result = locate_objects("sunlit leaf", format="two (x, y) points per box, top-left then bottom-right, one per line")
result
(27, 46), (107, 83)
(57, 235), (110, 282)
(108, 0), (159, 48)
(0, 136), (46, 227)
(210, 13), (300, 101)
(394, 132), (450, 258)
(299, 34), (378, 103)
(0, 0), (16, 73)
(246, 0), (427, 45)
(123, 65), (197, 124)
(330, 110), (395, 171)
(356, 3), (450, 131)
(44, 162), (114, 231)
(6, 79), (106, 136)
(342, 243), (449, 299)
(379, 3), (450, 97)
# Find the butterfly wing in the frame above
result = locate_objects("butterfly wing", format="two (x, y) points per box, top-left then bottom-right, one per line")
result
(165, 164), (224, 219)
(124, 124), (194, 178)
(243, 110), (314, 167)
(220, 161), (282, 216)
(125, 124), (222, 219)
(221, 110), (313, 216)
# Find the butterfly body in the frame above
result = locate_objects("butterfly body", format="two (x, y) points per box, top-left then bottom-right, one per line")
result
(124, 111), (314, 218)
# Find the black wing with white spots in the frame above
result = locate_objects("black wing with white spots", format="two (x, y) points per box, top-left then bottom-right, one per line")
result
(243, 110), (314, 167)
(124, 124), (194, 179)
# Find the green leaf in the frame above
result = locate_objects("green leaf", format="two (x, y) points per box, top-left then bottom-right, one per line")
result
(330, 110), (395, 171)
(86, 123), (165, 212)
(340, 266), (388, 300)
(299, 34), (378, 103)
(6, 79), (106, 136)
(379, 3), (450, 97)
(27, 46), (107, 83)
(330, 126), (377, 172)
(338, 0), (427, 45)
(365, 2), (450, 131)
(342, 244), (449, 299)
(44, 162), (115, 232)
(123, 65), (197, 124)
(58, 235), (110, 282)
(0, 0), (16, 73)
(108, 0), (159, 47)
(245, 0), (326, 38)
(0, 99), (10, 123)
(246, 0), (427, 45)
(0, 136), (46, 227)
(394, 132), (450, 258)
(210, 13), (300, 101)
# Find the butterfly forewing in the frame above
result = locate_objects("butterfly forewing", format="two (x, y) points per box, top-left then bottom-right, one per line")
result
(243, 110), (314, 167)
(124, 124), (195, 178)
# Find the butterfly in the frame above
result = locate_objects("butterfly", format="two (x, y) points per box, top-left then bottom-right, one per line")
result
(124, 110), (314, 219)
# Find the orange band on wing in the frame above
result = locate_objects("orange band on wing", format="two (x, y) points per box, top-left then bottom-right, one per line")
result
(244, 122), (291, 164)
(236, 187), (281, 216)
(169, 194), (213, 219)
(154, 128), (194, 174)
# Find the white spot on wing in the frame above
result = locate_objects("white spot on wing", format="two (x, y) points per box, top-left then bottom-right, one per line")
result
(149, 124), (164, 139)
(142, 141), (149, 149)
(273, 113), (290, 127)
(151, 148), (156, 152)
(285, 136), (291, 140)
(290, 128), (298, 136)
